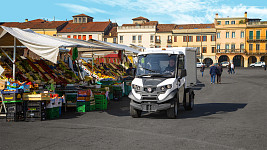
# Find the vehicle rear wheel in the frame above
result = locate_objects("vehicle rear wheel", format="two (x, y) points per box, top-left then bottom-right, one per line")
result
(130, 105), (142, 118)
(184, 90), (194, 111)
(166, 100), (178, 119)
(251, 65), (255, 67)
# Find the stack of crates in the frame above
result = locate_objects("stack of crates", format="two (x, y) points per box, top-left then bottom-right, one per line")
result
(46, 94), (62, 119)
(25, 100), (46, 121)
(94, 94), (107, 110)
(113, 86), (122, 101)
(1, 89), (25, 122)
(90, 98), (95, 111)
(76, 90), (91, 112)
(5, 102), (25, 122)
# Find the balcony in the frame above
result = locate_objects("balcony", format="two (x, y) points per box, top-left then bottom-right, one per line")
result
(216, 49), (246, 54)
(155, 39), (161, 43)
(167, 39), (172, 43)
(247, 36), (267, 42)
(246, 50), (267, 55)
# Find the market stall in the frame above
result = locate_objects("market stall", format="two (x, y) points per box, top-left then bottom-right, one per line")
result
(0, 26), (140, 122)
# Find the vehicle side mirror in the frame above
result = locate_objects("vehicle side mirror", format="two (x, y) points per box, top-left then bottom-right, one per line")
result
(178, 69), (187, 80)
(181, 69), (187, 78)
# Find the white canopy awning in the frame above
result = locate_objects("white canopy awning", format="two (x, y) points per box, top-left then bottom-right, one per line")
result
(0, 26), (122, 63)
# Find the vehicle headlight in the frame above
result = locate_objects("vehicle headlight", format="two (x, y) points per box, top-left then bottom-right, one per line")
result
(132, 84), (141, 91)
(160, 84), (172, 91)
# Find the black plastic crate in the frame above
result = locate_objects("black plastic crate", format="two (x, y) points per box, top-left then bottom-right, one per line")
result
(6, 112), (25, 122)
(113, 90), (122, 101)
(26, 111), (46, 118)
(6, 102), (23, 113)
(26, 101), (46, 107)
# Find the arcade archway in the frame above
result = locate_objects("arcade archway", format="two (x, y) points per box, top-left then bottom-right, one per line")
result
(233, 55), (244, 67)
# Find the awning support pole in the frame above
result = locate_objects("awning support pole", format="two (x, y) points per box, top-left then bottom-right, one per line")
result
(0, 48), (13, 62)
(13, 37), (16, 80)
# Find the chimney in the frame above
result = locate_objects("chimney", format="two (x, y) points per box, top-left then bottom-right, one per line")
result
(215, 13), (218, 18)
(109, 19), (110, 22)
(25, 19), (28, 22)
(244, 12), (247, 18)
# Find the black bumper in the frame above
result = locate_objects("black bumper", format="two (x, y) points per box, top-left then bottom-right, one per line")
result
(129, 89), (178, 112)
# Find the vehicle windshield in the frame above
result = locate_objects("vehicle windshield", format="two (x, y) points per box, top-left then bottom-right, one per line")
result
(136, 54), (177, 78)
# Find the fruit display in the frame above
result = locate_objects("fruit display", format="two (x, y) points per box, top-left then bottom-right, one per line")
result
(81, 60), (126, 80)
(15, 56), (80, 84)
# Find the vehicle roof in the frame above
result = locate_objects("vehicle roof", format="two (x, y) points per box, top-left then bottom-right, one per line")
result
(138, 47), (196, 55)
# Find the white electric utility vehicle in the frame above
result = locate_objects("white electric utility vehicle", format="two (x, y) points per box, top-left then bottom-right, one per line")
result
(129, 47), (197, 118)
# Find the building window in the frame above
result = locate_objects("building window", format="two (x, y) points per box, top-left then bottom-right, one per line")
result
(217, 21), (221, 25)
(168, 35), (172, 42)
(202, 36), (207, 41)
(89, 35), (92, 40)
(196, 36), (201, 42)
(167, 45), (172, 47)
(249, 44), (253, 51)
(211, 35), (216, 41)
(188, 36), (193, 42)
(231, 21), (235, 24)
(225, 21), (229, 25)
(212, 47), (215, 53)
(67, 35), (71, 38)
(113, 38), (116, 43)
(240, 44), (244, 50)
(174, 36), (177, 42)
(104, 38), (107, 42)
(217, 44), (220, 50)
(120, 36), (123, 43)
(79, 18), (81, 23)
(256, 31), (260, 40)
(73, 35), (77, 39)
(150, 35), (154, 42)
(231, 44), (235, 50)
(155, 45), (161, 48)
(74, 18), (77, 23)
(266, 43), (267, 50)
(78, 35), (81, 40)
(226, 32), (229, 38)
(249, 31), (253, 40)
(155, 36), (160, 43)
(138, 35), (142, 43)
(256, 44), (260, 50)
(241, 31), (244, 38)
(225, 44), (229, 50)
(217, 32), (220, 38)
(232, 32), (235, 38)
(83, 18), (86, 23)
(183, 36), (187, 42)
(202, 47), (207, 53)
(83, 35), (86, 40)
(132, 36), (136, 43)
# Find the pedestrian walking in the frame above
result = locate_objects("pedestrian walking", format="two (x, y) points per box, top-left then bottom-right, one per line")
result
(228, 62), (231, 74)
(200, 64), (205, 77)
(210, 63), (217, 84)
(231, 63), (235, 74)
(216, 63), (223, 84)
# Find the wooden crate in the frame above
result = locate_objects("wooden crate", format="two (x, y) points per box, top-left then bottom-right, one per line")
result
(23, 93), (50, 101)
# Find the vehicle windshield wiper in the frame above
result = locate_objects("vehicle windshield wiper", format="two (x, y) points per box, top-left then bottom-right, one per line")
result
(138, 67), (156, 73)
(137, 74), (164, 78)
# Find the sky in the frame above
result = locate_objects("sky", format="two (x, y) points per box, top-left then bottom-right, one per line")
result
(1, 0), (267, 25)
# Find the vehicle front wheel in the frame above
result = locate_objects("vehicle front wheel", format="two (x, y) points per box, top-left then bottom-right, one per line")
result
(130, 105), (142, 118)
(251, 65), (255, 67)
(166, 100), (178, 119)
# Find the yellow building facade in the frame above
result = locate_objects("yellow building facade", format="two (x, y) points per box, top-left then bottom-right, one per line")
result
(172, 24), (216, 65)
(246, 22), (267, 64)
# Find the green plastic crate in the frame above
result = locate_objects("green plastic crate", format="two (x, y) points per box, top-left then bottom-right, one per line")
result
(94, 94), (106, 100)
(89, 105), (96, 111)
